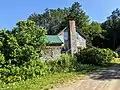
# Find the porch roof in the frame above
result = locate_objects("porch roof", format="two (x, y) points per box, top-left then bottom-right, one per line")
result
(46, 35), (64, 44)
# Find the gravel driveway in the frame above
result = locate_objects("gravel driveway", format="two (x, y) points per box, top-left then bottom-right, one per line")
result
(54, 64), (120, 90)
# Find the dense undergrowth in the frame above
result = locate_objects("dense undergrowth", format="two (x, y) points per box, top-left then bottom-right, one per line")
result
(0, 48), (118, 85)
(1, 66), (100, 90)
(0, 49), (118, 90)
(76, 48), (118, 65)
(0, 20), (119, 90)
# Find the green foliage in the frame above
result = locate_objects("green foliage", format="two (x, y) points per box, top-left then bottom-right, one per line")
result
(0, 54), (76, 84)
(0, 20), (78, 84)
(112, 51), (119, 58)
(82, 21), (104, 47)
(1, 68), (99, 90)
(28, 2), (89, 35)
(76, 48), (118, 65)
(0, 20), (47, 66)
(28, 2), (105, 47)
(1, 2), (120, 89)
(83, 22), (104, 40)
(28, 9), (66, 35)
(0, 20), (48, 84)
(46, 54), (75, 72)
(12, 20), (46, 50)
(0, 52), (5, 67)
(1, 55), (100, 90)
(0, 29), (19, 65)
(101, 8), (120, 50)
(0, 59), (48, 83)
(1, 53), (95, 84)
(10, 45), (40, 66)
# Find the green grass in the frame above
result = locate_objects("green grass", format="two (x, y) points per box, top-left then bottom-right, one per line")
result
(0, 65), (100, 90)
(111, 58), (120, 64)
(1, 58), (120, 90)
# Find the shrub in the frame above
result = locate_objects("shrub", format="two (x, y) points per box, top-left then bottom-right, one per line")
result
(112, 51), (119, 58)
(76, 48), (117, 65)
(1, 48), (117, 84)
(0, 59), (49, 83)
(46, 54), (76, 72)
(0, 54), (76, 84)
(0, 52), (5, 67)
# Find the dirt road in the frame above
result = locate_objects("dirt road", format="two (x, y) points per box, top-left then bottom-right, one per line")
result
(54, 64), (120, 90)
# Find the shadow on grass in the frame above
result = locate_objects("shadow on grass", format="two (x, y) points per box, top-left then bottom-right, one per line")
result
(89, 63), (120, 80)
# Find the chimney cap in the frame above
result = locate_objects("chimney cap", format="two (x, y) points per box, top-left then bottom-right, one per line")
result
(69, 15), (74, 20)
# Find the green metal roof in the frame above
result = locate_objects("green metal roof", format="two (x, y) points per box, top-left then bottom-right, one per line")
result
(46, 35), (64, 44)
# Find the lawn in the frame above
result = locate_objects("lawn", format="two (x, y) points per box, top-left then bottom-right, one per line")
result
(0, 65), (100, 90)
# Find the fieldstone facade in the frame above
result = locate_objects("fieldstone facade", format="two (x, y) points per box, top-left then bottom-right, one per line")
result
(76, 32), (86, 49)
(69, 20), (78, 55)
(58, 20), (86, 54)
(42, 20), (87, 59)
(41, 46), (62, 60)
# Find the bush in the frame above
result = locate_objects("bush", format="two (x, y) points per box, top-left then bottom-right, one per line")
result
(46, 54), (76, 72)
(1, 47), (117, 84)
(76, 48), (117, 65)
(0, 54), (76, 84)
(0, 59), (49, 83)
(0, 21), (47, 83)
(0, 52), (5, 67)
(112, 51), (119, 58)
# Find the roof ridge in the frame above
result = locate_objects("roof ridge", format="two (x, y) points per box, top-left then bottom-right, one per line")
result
(57, 26), (68, 35)
(58, 35), (64, 43)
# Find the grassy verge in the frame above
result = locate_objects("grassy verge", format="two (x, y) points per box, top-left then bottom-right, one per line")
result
(0, 65), (100, 90)
(1, 58), (120, 90)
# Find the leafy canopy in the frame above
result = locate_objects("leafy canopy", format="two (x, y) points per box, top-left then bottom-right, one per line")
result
(101, 8), (120, 50)
(28, 2), (89, 35)
(0, 20), (47, 66)
(28, 2), (104, 47)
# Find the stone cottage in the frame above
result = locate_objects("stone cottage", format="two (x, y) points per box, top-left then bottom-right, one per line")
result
(41, 19), (87, 59)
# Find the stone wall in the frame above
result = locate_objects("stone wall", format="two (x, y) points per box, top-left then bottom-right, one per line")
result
(76, 33), (86, 49)
(41, 46), (62, 60)
(69, 20), (78, 55)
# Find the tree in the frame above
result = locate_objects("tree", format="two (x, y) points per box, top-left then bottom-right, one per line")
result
(67, 2), (89, 30)
(12, 20), (47, 50)
(101, 8), (120, 50)
(82, 21), (104, 47)
(28, 2), (89, 35)
(28, 2), (106, 47)
(28, 8), (66, 35)
(83, 22), (104, 40)
(0, 29), (19, 65)
(0, 20), (47, 66)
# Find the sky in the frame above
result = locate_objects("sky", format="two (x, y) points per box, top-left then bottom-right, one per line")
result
(0, 0), (120, 30)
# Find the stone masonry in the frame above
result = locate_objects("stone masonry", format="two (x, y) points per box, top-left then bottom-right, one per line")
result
(69, 19), (78, 55)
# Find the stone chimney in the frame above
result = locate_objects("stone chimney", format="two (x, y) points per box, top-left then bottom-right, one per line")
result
(68, 18), (77, 55)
